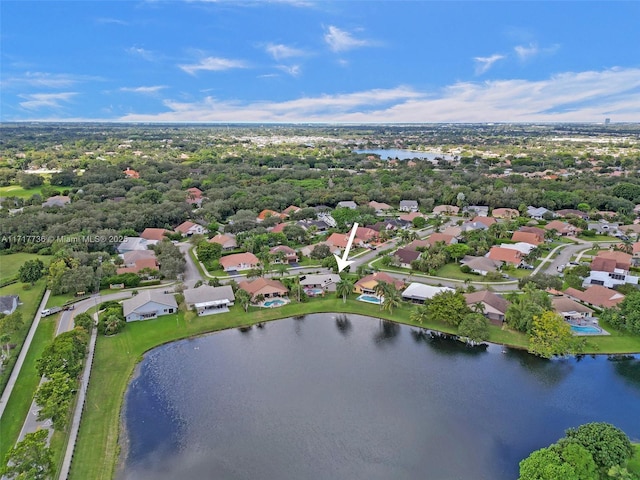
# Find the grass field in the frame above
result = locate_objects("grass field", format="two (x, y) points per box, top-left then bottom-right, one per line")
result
(0, 314), (56, 463)
(629, 444), (640, 475)
(0, 253), (50, 284)
(0, 185), (66, 199)
(67, 293), (640, 480)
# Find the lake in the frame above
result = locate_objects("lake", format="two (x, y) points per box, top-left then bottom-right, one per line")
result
(119, 314), (640, 480)
(354, 148), (454, 161)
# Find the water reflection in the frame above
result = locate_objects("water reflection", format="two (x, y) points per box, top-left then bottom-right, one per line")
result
(610, 355), (640, 390)
(121, 314), (640, 480)
(334, 314), (352, 336)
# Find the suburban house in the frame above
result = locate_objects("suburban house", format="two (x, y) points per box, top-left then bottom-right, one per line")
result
(122, 249), (156, 265)
(257, 209), (281, 222)
(326, 232), (363, 250)
(42, 195), (71, 208)
(492, 208), (520, 219)
(398, 211), (424, 223)
(354, 272), (404, 295)
(544, 220), (582, 236)
(317, 212), (337, 228)
(209, 234), (237, 251)
(487, 246), (524, 266)
(175, 221), (208, 237)
(427, 233), (458, 246)
(399, 200), (419, 212)
(186, 187), (204, 206)
(432, 205), (459, 215)
(551, 296), (594, 322)
(282, 205), (301, 216)
(406, 239), (431, 251)
(584, 250), (638, 288)
(471, 215), (497, 228)
(527, 206), (553, 220)
(564, 286), (625, 309)
(337, 201), (358, 209)
(300, 242), (340, 257)
(394, 248), (421, 268)
(300, 274), (341, 292)
(401, 283), (454, 304)
(123, 290), (178, 322)
(461, 220), (490, 232)
(460, 256), (501, 276)
(519, 226), (547, 241)
(499, 242), (536, 256)
(183, 285), (235, 315)
(297, 219), (330, 232)
(633, 242), (640, 265)
(463, 290), (510, 325)
(441, 226), (463, 238)
(117, 237), (154, 253)
(355, 226), (378, 243)
(0, 295), (19, 315)
(140, 228), (172, 242)
(269, 245), (299, 263)
(238, 278), (288, 301)
(511, 231), (544, 246)
(270, 223), (287, 234)
(368, 201), (392, 214)
(219, 252), (260, 272)
(463, 205), (489, 217)
(116, 257), (159, 275)
(587, 221), (621, 236)
(556, 209), (589, 220)
(123, 167), (140, 179)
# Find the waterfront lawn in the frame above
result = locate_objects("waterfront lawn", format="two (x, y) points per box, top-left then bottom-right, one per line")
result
(69, 295), (529, 480)
(629, 444), (640, 476)
(581, 319), (640, 354)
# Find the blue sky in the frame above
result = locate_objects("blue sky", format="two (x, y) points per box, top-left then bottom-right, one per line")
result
(1, 1), (639, 123)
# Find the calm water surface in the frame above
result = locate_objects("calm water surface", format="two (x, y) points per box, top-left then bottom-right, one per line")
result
(354, 148), (453, 161)
(119, 314), (640, 480)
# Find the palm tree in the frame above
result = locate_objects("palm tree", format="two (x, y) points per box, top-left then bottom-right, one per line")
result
(235, 289), (251, 312)
(276, 263), (288, 277)
(471, 301), (486, 315)
(255, 293), (265, 305)
(374, 281), (389, 309)
(410, 304), (429, 324)
(336, 277), (355, 303)
(382, 284), (402, 315)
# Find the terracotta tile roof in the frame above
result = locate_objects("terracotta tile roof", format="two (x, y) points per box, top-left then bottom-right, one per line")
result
(564, 286), (625, 309)
(472, 216), (497, 227)
(487, 246), (523, 265)
(595, 250), (632, 270)
(140, 228), (171, 241)
(238, 278), (288, 297)
(464, 290), (510, 314)
(355, 272), (404, 290)
(427, 233), (456, 245)
(219, 252), (259, 270)
(492, 208), (519, 218)
(511, 231), (543, 246)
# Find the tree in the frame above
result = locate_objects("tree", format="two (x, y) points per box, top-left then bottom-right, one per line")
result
(551, 441), (598, 480)
(335, 277), (354, 303)
(36, 328), (89, 378)
(505, 283), (552, 333)
(458, 313), (489, 345)
(518, 446), (580, 480)
(426, 290), (471, 326)
(1, 332), (11, 358)
(196, 241), (222, 263)
(445, 243), (470, 262)
(73, 312), (94, 333)
(34, 371), (76, 430)
(381, 284), (402, 315)
(409, 304), (429, 324)
(235, 288), (251, 312)
(564, 422), (634, 472)
(18, 172), (44, 189)
(310, 244), (331, 260)
(0, 311), (23, 335)
(19, 259), (45, 285)
(599, 291), (640, 335)
(528, 311), (574, 358)
(1, 429), (54, 480)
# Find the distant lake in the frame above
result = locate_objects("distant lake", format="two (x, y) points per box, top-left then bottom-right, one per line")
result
(119, 314), (640, 480)
(354, 148), (454, 161)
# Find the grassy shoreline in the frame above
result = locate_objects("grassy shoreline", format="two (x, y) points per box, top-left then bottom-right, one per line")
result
(69, 295), (640, 480)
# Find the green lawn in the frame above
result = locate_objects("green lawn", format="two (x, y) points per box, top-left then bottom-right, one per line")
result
(0, 315), (56, 463)
(577, 234), (619, 242)
(68, 293), (640, 480)
(629, 444), (640, 475)
(0, 253), (50, 284)
(0, 185), (66, 199)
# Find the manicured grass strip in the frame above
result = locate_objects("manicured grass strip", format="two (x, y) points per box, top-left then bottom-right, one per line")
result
(628, 444), (640, 475)
(0, 316), (56, 463)
(69, 295), (638, 480)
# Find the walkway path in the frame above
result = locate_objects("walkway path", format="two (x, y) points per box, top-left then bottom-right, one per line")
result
(0, 290), (50, 420)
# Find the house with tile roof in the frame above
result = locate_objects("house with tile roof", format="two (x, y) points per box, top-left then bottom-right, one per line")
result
(427, 232), (458, 246)
(209, 234), (237, 251)
(393, 248), (421, 268)
(175, 220), (208, 236)
(564, 286), (625, 309)
(238, 278), (288, 301)
(487, 246), (524, 266)
(270, 245), (298, 263)
(460, 256), (501, 276)
(464, 290), (510, 325)
(551, 296), (594, 321)
(368, 201), (392, 214)
(432, 205), (459, 215)
(219, 252), (260, 272)
(140, 228), (172, 242)
(492, 208), (520, 219)
(354, 272), (404, 295)
(544, 220), (582, 236)
(512, 231), (544, 246)
(186, 187), (204, 206)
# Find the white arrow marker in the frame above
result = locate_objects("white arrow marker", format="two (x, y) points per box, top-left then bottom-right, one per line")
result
(334, 222), (359, 273)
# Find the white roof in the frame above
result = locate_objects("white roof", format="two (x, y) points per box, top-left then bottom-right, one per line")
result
(300, 274), (341, 286)
(499, 242), (536, 255)
(401, 282), (454, 300)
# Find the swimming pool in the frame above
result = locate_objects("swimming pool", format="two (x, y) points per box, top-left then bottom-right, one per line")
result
(305, 288), (324, 296)
(571, 324), (602, 334)
(357, 294), (382, 304)
(264, 299), (286, 307)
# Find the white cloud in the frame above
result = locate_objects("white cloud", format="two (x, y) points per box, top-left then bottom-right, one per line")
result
(120, 86), (166, 94)
(324, 26), (374, 52)
(96, 17), (129, 26)
(276, 65), (302, 76)
(514, 43), (539, 60)
(2, 72), (94, 89)
(18, 92), (78, 110)
(126, 47), (156, 61)
(118, 67), (640, 123)
(265, 43), (306, 61)
(474, 54), (505, 75)
(179, 56), (248, 75)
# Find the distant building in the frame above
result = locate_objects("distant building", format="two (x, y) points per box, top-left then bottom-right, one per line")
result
(399, 200), (419, 212)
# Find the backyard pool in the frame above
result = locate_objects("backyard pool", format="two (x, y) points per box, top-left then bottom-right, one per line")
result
(263, 299), (286, 307)
(571, 324), (602, 334)
(357, 294), (382, 304)
(305, 288), (324, 296)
